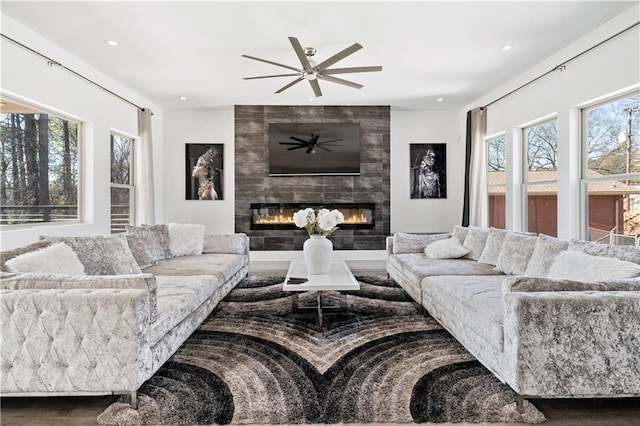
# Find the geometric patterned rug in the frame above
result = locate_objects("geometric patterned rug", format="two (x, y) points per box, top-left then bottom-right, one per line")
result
(97, 275), (546, 424)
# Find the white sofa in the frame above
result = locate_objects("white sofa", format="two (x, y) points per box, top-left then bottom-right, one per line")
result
(387, 226), (640, 408)
(0, 224), (249, 405)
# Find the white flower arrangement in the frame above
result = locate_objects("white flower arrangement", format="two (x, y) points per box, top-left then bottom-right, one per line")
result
(293, 208), (345, 237)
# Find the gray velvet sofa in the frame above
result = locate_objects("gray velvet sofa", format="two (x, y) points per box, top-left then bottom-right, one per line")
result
(0, 224), (249, 405)
(386, 226), (640, 407)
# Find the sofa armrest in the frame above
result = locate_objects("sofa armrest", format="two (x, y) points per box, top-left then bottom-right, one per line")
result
(386, 236), (394, 256)
(203, 233), (249, 255)
(0, 273), (158, 323)
(502, 275), (640, 293)
(502, 290), (640, 397)
(1, 288), (153, 394)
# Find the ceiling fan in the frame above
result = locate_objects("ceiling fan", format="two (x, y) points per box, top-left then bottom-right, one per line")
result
(279, 133), (343, 154)
(242, 36), (382, 97)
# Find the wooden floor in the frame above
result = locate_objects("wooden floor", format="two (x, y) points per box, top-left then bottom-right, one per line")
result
(3, 261), (640, 425)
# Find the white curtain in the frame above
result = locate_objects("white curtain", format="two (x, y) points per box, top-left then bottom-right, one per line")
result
(464, 107), (488, 227)
(135, 108), (156, 225)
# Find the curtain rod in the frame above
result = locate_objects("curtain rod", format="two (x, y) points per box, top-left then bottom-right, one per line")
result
(483, 20), (640, 109)
(1, 33), (146, 112)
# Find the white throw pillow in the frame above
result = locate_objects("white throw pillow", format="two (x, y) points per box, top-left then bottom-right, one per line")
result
(5, 242), (86, 275)
(168, 223), (206, 257)
(548, 250), (640, 282)
(424, 237), (471, 259)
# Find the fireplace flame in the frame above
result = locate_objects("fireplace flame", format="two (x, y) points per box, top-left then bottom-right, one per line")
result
(254, 212), (370, 225)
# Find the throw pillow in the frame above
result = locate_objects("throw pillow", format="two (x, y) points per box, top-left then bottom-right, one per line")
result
(1, 240), (51, 272)
(548, 250), (640, 282)
(523, 234), (569, 277)
(568, 239), (640, 264)
(5, 242), (86, 275)
(125, 233), (156, 269)
(424, 237), (471, 259)
(125, 224), (172, 261)
(167, 223), (206, 257)
(477, 227), (508, 265)
(494, 232), (538, 275)
(462, 226), (490, 260)
(41, 234), (141, 275)
(451, 225), (469, 244)
(392, 232), (451, 254)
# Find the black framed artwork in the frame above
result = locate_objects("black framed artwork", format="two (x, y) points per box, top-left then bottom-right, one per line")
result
(410, 143), (446, 199)
(185, 144), (223, 200)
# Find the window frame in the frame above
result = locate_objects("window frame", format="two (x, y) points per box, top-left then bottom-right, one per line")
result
(0, 95), (83, 229)
(109, 131), (136, 233)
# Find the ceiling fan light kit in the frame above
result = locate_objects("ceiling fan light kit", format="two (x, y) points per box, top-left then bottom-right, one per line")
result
(242, 36), (382, 97)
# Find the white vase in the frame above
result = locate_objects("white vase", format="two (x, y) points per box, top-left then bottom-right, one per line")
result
(303, 235), (333, 274)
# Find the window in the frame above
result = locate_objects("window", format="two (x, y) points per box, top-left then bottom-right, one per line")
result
(110, 133), (134, 233)
(0, 99), (79, 225)
(583, 92), (640, 245)
(486, 136), (506, 229)
(523, 118), (558, 236)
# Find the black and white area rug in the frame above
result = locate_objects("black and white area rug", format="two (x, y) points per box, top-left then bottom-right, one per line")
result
(98, 276), (545, 424)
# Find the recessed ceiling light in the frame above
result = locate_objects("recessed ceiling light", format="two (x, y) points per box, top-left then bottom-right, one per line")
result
(436, 97), (444, 102)
(308, 97), (315, 101)
(501, 45), (512, 51)
(179, 96), (187, 101)
(105, 40), (118, 47)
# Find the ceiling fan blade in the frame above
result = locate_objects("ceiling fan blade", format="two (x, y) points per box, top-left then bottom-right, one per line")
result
(309, 79), (322, 97)
(288, 37), (313, 72)
(275, 76), (304, 93)
(287, 145), (308, 151)
(317, 139), (343, 144)
(279, 142), (305, 145)
(243, 73), (301, 80)
(290, 136), (309, 143)
(316, 146), (331, 152)
(317, 75), (363, 89)
(242, 54), (300, 72)
(314, 43), (362, 71)
(323, 66), (382, 75)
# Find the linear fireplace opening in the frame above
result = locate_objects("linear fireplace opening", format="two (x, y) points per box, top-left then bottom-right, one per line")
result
(250, 203), (375, 230)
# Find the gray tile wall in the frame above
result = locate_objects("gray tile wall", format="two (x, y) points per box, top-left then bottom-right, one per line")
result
(235, 105), (390, 251)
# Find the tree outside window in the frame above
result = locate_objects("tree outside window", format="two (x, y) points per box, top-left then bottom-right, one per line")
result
(110, 133), (134, 233)
(486, 136), (506, 229)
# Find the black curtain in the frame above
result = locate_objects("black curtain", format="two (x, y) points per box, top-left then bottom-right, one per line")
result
(462, 110), (472, 226)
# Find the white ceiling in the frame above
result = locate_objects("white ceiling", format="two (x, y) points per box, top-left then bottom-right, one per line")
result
(1, 1), (635, 110)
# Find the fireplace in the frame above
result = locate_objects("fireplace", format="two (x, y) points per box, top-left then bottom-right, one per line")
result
(250, 203), (375, 230)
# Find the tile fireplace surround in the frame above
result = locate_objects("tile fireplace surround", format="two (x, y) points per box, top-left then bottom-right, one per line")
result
(235, 105), (391, 251)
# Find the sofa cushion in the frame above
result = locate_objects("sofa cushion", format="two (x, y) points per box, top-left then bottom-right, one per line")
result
(424, 237), (470, 259)
(1, 241), (52, 272)
(502, 275), (640, 293)
(150, 275), (221, 345)
(462, 226), (490, 260)
(548, 250), (640, 282)
(388, 253), (502, 285)
(568, 239), (640, 264)
(392, 232), (450, 254)
(5, 243), (85, 275)
(142, 253), (248, 284)
(203, 233), (250, 254)
(451, 225), (469, 243)
(523, 234), (569, 277)
(125, 224), (172, 261)
(421, 274), (506, 351)
(495, 232), (538, 275)
(168, 223), (205, 257)
(478, 228), (508, 265)
(41, 234), (141, 276)
(125, 233), (156, 269)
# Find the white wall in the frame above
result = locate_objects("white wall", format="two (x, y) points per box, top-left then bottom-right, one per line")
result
(390, 109), (463, 233)
(162, 108), (235, 234)
(460, 4), (640, 240)
(0, 14), (164, 250)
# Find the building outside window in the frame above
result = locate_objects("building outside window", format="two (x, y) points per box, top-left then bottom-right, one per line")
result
(0, 99), (79, 226)
(110, 133), (134, 233)
(583, 92), (640, 245)
(486, 135), (506, 229)
(523, 118), (558, 236)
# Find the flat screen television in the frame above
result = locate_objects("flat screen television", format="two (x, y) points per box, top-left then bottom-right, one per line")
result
(268, 122), (360, 176)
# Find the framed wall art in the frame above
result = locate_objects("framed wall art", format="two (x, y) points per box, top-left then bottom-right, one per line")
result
(410, 143), (446, 199)
(186, 143), (224, 200)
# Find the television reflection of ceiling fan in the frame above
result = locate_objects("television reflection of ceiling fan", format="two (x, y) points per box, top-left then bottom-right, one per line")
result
(242, 36), (382, 97)
(279, 133), (343, 154)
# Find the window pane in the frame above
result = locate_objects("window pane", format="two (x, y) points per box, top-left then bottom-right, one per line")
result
(0, 107), (79, 225)
(110, 186), (131, 234)
(586, 93), (640, 177)
(487, 136), (506, 229)
(526, 119), (557, 180)
(487, 137), (506, 171)
(111, 134), (131, 185)
(488, 183), (506, 229)
(526, 184), (558, 237)
(587, 178), (640, 245)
